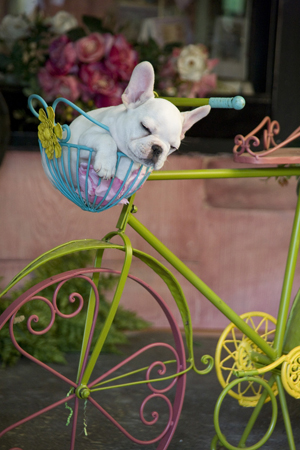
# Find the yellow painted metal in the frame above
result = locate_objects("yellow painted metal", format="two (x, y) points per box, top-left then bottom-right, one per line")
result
(215, 312), (278, 406)
(281, 346), (300, 399)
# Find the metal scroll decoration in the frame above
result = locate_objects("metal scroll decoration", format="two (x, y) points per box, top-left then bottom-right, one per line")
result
(0, 268), (187, 450)
(233, 116), (300, 163)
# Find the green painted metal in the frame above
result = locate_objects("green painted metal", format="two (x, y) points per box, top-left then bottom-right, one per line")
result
(162, 97), (210, 107)
(237, 375), (276, 448)
(116, 194), (136, 232)
(249, 351), (273, 368)
(76, 247), (108, 384)
(3, 162), (300, 448)
(90, 360), (188, 391)
(148, 167), (300, 181)
(211, 434), (221, 450)
(130, 248), (214, 374)
(283, 288), (300, 353)
(0, 239), (123, 298)
(98, 236), (213, 373)
(214, 377), (278, 450)
(79, 232), (133, 386)
(273, 192), (300, 356)
(75, 385), (90, 399)
(132, 248), (193, 357)
(275, 374), (296, 450)
(128, 213), (277, 361)
(90, 363), (191, 393)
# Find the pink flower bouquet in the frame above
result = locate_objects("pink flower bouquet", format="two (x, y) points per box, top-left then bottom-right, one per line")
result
(0, 11), (219, 132)
(38, 31), (138, 111)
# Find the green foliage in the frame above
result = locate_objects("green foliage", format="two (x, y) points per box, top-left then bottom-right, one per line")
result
(0, 14), (52, 85)
(66, 27), (87, 42)
(0, 251), (150, 367)
(82, 15), (112, 34)
(134, 38), (161, 74)
(66, 15), (114, 41)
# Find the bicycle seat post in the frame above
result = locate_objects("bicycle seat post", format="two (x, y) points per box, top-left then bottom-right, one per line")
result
(116, 195), (137, 233)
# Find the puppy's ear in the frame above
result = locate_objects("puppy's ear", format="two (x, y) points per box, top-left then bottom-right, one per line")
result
(122, 61), (155, 109)
(181, 105), (211, 139)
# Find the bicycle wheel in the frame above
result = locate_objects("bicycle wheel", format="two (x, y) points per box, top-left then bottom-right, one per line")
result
(215, 312), (278, 406)
(0, 268), (186, 450)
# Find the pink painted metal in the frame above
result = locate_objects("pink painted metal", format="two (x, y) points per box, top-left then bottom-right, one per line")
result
(0, 268), (186, 450)
(233, 116), (300, 164)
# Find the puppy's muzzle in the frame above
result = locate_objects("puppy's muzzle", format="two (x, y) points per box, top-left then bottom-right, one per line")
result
(149, 144), (163, 164)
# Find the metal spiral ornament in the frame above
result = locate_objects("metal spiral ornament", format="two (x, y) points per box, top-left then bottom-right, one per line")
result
(214, 376), (278, 450)
(281, 346), (300, 399)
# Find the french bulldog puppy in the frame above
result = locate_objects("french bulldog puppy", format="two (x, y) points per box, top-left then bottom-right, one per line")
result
(67, 61), (211, 180)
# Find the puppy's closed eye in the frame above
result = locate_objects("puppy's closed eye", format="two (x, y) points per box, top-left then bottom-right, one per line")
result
(141, 123), (151, 135)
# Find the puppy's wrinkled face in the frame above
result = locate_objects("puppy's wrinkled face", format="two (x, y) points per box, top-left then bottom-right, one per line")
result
(123, 98), (183, 170)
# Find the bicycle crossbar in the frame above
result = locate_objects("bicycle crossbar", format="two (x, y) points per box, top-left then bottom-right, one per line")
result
(127, 213), (277, 361)
(148, 167), (300, 180)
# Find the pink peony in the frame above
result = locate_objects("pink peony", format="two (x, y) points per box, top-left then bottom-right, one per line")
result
(78, 83), (94, 104)
(52, 76), (81, 102)
(94, 89), (123, 108)
(48, 35), (77, 75)
(79, 62), (119, 97)
(102, 33), (115, 56)
(105, 35), (138, 81)
(38, 68), (80, 102)
(159, 47), (181, 78)
(75, 32), (106, 63)
(189, 73), (218, 98)
(38, 67), (56, 99)
(177, 73), (217, 99)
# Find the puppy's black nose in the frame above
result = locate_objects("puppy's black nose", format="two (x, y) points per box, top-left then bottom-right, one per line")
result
(152, 144), (163, 157)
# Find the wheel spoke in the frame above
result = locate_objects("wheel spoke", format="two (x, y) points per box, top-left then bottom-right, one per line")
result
(231, 328), (240, 351)
(220, 355), (235, 370)
(245, 316), (256, 331)
(225, 361), (238, 384)
(223, 342), (240, 360)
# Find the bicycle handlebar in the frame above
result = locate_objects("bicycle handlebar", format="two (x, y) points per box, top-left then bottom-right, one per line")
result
(163, 96), (246, 110)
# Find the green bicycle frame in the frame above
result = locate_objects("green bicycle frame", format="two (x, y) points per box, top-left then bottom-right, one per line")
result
(122, 166), (300, 362)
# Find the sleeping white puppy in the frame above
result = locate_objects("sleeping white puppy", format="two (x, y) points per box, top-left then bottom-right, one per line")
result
(65, 61), (211, 181)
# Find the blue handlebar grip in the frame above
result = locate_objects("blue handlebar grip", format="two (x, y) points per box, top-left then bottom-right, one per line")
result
(209, 96), (245, 110)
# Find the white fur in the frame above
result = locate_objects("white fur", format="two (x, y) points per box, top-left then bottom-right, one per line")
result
(44, 61), (211, 183)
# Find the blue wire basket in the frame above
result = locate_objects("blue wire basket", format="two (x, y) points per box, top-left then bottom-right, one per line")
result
(28, 95), (152, 213)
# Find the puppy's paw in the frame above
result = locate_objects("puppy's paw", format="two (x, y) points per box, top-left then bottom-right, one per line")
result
(95, 165), (116, 179)
(93, 157), (116, 179)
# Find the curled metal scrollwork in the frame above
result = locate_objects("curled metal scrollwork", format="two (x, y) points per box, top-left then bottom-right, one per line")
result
(214, 376), (278, 450)
(281, 346), (300, 399)
(145, 343), (182, 393)
(140, 393), (173, 428)
(233, 117), (282, 158)
(25, 296), (56, 335)
(1, 267), (186, 449)
(7, 272), (99, 373)
(52, 277), (86, 318)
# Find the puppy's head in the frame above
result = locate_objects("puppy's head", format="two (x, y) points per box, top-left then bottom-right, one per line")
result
(119, 61), (211, 170)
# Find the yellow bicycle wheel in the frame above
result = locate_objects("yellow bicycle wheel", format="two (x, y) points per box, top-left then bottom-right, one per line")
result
(215, 312), (278, 406)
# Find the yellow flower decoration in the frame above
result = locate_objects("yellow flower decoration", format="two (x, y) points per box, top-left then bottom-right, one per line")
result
(38, 106), (63, 159)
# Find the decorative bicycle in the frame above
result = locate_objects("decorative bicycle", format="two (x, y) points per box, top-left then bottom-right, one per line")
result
(1, 94), (300, 450)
